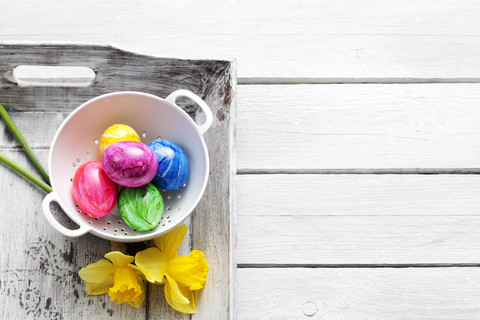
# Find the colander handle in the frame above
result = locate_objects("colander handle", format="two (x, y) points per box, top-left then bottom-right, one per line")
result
(166, 90), (213, 135)
(42, 192), (90, 237)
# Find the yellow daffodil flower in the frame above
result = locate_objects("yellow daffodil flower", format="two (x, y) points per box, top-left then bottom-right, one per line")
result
(79, 251), (145, 308)
(135, 224), (208, 314)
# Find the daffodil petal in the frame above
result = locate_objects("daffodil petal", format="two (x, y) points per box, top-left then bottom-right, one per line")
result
(78, 259), (115, 295)
(79, 259), (115, 283)
(105, 251), (135, 267)
(164, 274), (196, 314)
(154, 224), (188, 259)
(135, 247), (168, 284)
(130, 264), (146, 280)
(86, 280), (113, 295)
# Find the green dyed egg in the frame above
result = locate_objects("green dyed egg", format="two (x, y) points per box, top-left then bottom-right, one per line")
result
(118, 183), (164, 231)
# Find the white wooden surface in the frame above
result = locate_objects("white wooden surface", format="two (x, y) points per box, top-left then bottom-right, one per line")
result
(238, 268), (480, 320)
(2, 0), (480, 319)
(237, 84), (480, 171)
(237, 174), (480, 265)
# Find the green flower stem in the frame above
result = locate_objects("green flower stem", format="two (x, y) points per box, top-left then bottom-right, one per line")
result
(0, 104), (50, 185)
(0, 153), (52, 193)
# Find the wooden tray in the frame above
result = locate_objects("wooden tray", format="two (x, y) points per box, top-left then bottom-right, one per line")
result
(0, 44), (236, 319)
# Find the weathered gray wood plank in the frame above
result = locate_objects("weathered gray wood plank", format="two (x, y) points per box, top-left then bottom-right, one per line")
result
(191, 60), (236, 320)
(0, 44), (230, 112)
(0, 44), (236, 319)
(0, 112), (67, 148)
(0, 149), (144, 319)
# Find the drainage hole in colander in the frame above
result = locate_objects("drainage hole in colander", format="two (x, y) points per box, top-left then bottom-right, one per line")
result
(70, 178), (73, 182)
(183, 183), (187, 188)
(162, 224), (165, 227)
(142, 131), (147, 138)
(103, 227), (106, 231)
(167, 207), (171, 211)
(124, 232), (128, 235)
(88, 221), (92, 224)
(177, 194), (182, 199)
(72, 162), (76, 167)
(94, 218), (98, 221)
(86, 152), (91, 158)
(76, 158), (81, 163)
(114, 229), (117, 232)
(167, 195), (171, 200)
(176, 208), (181, 211)
(118, 220), (122, 224)
(120, 228), (125, 232)
(94, 138), (99, 145)
(107, 221), (111, 225)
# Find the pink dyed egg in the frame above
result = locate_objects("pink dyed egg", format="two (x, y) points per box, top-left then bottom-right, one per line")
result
(101, 140), (158, 187)
(72, 161), (117, 218)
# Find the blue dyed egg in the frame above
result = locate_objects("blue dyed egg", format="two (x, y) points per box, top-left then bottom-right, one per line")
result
(147, 139), (189, 190)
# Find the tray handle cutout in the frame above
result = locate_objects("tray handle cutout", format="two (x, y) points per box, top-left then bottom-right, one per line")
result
(5, 65), (96, 87)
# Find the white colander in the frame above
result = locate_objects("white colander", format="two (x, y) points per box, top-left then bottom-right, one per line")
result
(41, 90), (212, 242)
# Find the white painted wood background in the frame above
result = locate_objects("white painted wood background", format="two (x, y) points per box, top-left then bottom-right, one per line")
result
(3, 0), (480, 319)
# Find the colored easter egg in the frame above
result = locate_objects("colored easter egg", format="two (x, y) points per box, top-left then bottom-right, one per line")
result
(148, 139), (189, 190)
(99, 124), (141, 157)
(101, 140), (158, 187)
(72, 161), (117, 218)
(118, 183), (164, 231)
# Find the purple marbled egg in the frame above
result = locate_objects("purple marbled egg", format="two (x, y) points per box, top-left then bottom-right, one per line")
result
(101, 140), (158, 187)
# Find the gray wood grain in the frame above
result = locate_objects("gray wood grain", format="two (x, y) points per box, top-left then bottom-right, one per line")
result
(0, 44), (230, 112)
(191, 60), (236, 320)
(0, 44), (236, 319)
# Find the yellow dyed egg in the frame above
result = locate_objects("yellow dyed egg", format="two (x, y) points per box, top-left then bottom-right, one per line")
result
(99, 124), (141, 157)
